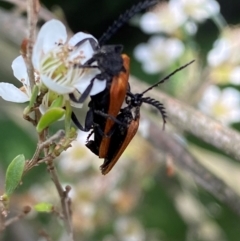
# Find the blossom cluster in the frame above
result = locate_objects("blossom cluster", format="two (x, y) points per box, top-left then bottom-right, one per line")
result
(134, 0), (240, 125)
(134, 0), (220, 74)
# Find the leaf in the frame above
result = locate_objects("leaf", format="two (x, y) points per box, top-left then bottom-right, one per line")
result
(34, 202), (53, 212)
(50, 95), (64, 108)
(29, 85), (39, 108)
(5, 154), (25, 196)
(36, 107), (65, 132)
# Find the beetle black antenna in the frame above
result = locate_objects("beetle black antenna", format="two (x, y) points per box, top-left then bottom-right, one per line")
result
(141, 60), (195, 96)
(141, 97), (167, 130)
(98, 0), (158, 46)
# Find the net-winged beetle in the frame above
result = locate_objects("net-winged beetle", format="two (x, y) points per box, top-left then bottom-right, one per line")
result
(71, 0), (159, 158)
(85, 61), (195, 174)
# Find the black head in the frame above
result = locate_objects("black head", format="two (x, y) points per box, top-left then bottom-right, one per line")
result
(125, 60), (195, 129)
(93, 45), (125, 77)
(126, 92), (143, 108)
(98, 45), (123, 55)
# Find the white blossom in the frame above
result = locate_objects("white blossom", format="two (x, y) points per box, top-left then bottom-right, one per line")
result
(0, 19), (106, 107)
(134, 36), (184, 74)
(173, 0), (220, 23)
(199, 85), (240, 125)
(207, 38), (231, 67)
(0, 56), (31, 103)
(230, 66), (240, 85)
(32, 19), (106, 96)
(140, 2), (187, 34)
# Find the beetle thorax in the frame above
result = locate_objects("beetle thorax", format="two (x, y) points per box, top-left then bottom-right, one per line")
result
(98, 53), (124, 76)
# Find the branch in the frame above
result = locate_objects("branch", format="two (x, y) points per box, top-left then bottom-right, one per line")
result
(139, 114), (240, 216)
(24, 130), (65, 173)
(130, 76), (240, 163)
(26, 0), (39, 90)
(39, 229), (53, 241)
(3, 0), (57, 22)
(47, 161), (74, 241)
(2, 206), (31, 229)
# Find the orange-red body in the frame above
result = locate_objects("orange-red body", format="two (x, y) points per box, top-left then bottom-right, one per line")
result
(98, 54), (130, 158)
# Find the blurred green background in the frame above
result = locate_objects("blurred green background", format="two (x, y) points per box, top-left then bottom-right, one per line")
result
(1, 1), (240, 241)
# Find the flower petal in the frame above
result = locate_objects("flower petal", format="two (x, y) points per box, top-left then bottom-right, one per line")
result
(68, 32), (98, 48)
(68, 33), (98, 64)
(90, 79), (107, 96)
(32, 19), (67, 69)
(74, 68), (106, 96)
(0, 83), (29, 102)
(11, 56), (29, 85)
(70, 100), (83, 108)
(140, 13), (161, 34)
(41, 75), (75, 94)
(69, 39), (96, 64)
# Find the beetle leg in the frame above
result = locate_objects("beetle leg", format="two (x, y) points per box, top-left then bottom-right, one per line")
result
(86, 140), (99, 155)
(74, 64), (99, 68)
(71, 109), (94, 132)
(94, 110), (127, 127)
(75, 37), (99, 51)
(77, 77), (96, 103)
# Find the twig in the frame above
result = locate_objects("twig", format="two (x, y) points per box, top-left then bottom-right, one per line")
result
(25, 128), (74, 239)
(2, 0), (56, 22)
(24, 130), (65, 173)
(3, 206), (31, 228)
(39, 229), (53, 241)
(130, 76), (240, 163)
(139, 107), (240, 215)
(47, 161), (74, 241)
(26, 0), (39, 90)
(0, 211), (4, 232)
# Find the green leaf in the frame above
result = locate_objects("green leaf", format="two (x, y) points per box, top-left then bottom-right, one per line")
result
(23, 85), (39, 115)
(36, 107), (65, 132)
(50, 95), (64, 108)
(34, 202), (53, 212)
(5, 154), (25, 196)
(29, 85), (39, 108)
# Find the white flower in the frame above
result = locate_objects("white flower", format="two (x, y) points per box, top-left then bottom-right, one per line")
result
(199, 85), (240, 125)
(140, 2), (187, 34)
(0, 56), (64, 114)
(114, 217), (145, 241)
(0, 20), (106, 107)
(173, 0), (220, 23)
(207, 38), (230, 67)
(0, 56), (31, 103)
(230, 66), (240, 85)
(184, 21), (198, 35)
(208, 28), (240, 67)
(32, 19), (106, 96)
(134, 36), (184, 74)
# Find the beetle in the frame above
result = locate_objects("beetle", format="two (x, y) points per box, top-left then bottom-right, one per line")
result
(71, 54), (130, 157)
(71, 0), (158, 158)
(72, 0), (159, 103)
(85, 60), (195, 174)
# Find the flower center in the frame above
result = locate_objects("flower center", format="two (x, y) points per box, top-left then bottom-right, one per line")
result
(40, 45), (87, 87)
